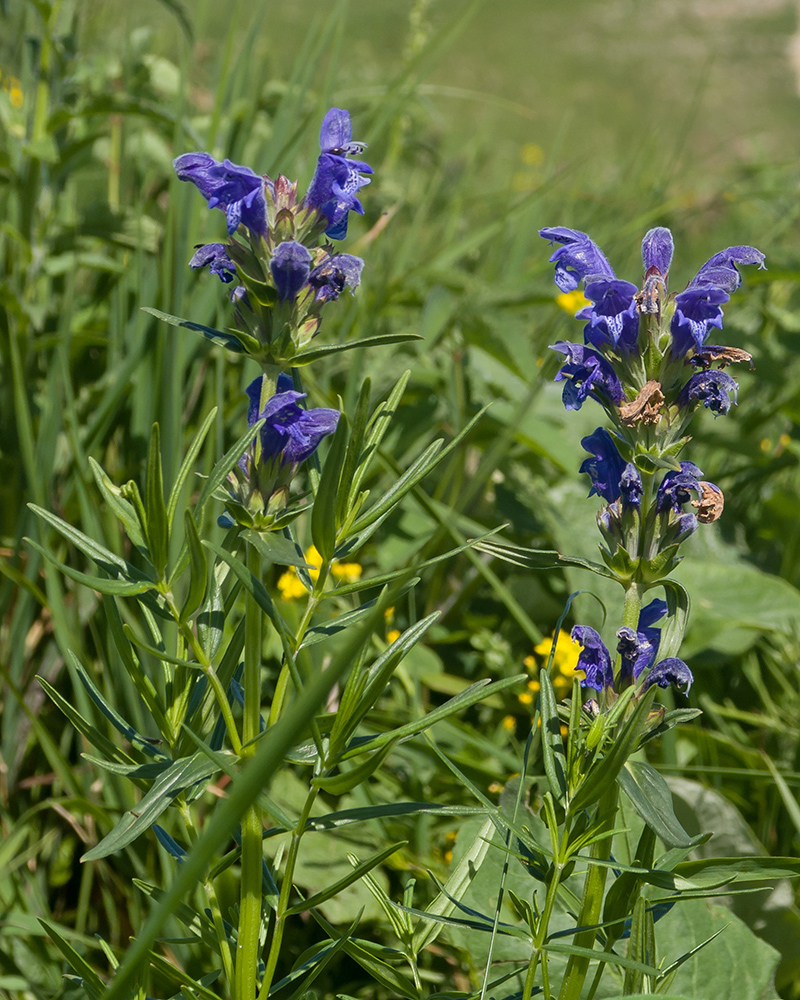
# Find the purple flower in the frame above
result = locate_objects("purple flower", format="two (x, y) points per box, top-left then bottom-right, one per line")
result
(309, 253), (364, 301)
(580, 279), (640, 353)
(670, 286), (729, 357)
(655, 462), (703, 514)
(539, 227), (615, 293)
(670, 245), (765, 357)
(678, 370), (738, 416)
(572, 625), (614, 691)
(689, 246), (766, 294)
(245, 373), (339, 469)
(620, 463), (643, 509)
(642, 227), (674, 276)
(550, 341), (625, 410)
(189, 243), (237, 284)
(617, 627), (656, 684)
(580, 428), (626, 503)
(643, 657), (693, 694)
(305, 108), (373, 240)
(173, 153), (268, 237)
(270, 241), (313, 301)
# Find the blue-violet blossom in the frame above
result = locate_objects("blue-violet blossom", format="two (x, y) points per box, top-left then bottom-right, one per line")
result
(550, 341), (625, 410)
(580, 428), (627, 503)
(677, 370), (738, 416)
(304, 108), (373, 240)
(173, 153), (268, 238)
(190, 243), (237, 284)
(655, 462), (703, 514)
(269, 240), (364, 303)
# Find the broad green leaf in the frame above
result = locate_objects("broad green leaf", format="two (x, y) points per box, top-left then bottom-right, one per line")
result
(618, 760), (693, 848)
(82, 751), (233, 861)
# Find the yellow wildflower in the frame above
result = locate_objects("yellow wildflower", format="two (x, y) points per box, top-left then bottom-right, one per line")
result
(277, 545), (363, 600)
(502, 715), (516, 732)
(521, 142), (544, 166)
(556, 289), (590, 314)
(386, 629), (401, 644)
(518, 691), (534, 706)
(526, 629), (584, 701)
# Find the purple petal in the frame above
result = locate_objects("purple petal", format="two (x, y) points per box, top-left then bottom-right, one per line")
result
(572, 625), (614, 691)
(678, 370), (738, 416)
(539, 227), (615, 293)
(309, 253), (364, 301)
(579, 427), (626, 503)
(690, 246), (766, 293)
(174, 152), (267, 237)
(643, 657), (693, 694)
(550, 341), (625, 410)
(583, 279), (639, 352)
(270, 241), (312, 301)
(670, 286), (729, 357)
(617, 626), (656, 683)
(189, 243), (236, 283)
(641, 227), (674, 275)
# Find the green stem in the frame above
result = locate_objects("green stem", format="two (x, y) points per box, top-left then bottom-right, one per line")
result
(558, 786), (618, 1000)
(257, 785), (321, 1000)
(235, 542), (264, 1000)
(620, 581), (643, 630)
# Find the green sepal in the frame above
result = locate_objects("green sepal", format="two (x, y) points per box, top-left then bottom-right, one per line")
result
(640, 544), (682, 581)
(599, 544), (639, 581)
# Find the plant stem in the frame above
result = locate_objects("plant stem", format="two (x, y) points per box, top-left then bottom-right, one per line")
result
(257, 785), (321, 1000)
(235, 542), (264, 1000)
(557, 786), (618, 1000)
(621, 581), (643, 630)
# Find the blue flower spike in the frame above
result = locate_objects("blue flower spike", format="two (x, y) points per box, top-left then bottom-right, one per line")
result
(305, 108), (373, 240)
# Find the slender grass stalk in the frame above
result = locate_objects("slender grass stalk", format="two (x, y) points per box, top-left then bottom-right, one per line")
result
(235, 541), (265, 1000)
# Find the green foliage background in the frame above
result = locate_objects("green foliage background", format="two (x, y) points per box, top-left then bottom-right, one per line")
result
(3, 0), (800, 997)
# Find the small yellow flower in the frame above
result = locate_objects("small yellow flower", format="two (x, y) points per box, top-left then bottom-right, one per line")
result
(556, 289), (590, 314)
(9, 85), (23, 108)
(518, 691), (534, 706)
(760, 438), (771, 453)
(386, 629), (401, 644)
(523, 654), (536, 670)
(529, 630), (584, 701)
(521, 142), (544, 166)
(502, 715), (516, 732)
(527, 679), (540, 694)
(384, 606), (395, 621)
(277, 545), (362, 600)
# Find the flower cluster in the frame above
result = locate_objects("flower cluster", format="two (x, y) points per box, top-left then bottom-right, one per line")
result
(540, 225), (764, 697)
(174, 108), (371, 367)
(175, 109), (374, 531)
(218, 373), (339, 531)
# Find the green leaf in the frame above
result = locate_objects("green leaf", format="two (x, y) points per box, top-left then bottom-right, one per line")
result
(674, 856), (800, 884)
(195, 418), (264, 515)
(341, 673), (526, 760)
(290, 332), (423, 365)
(349, 405), (490, 537)
(82, 751), (233, 861)
(618, 760), (693, 848)
(181, 510), (208, 620)
(412, 816), (496, 953)
(142, 306), (259, 355)
(88, 457), (146, 549)
(245, 529), (311, 568)
(542, 940), (660, 977)
(658, 579), (691, 660)
(311, 741), (397, 795)
(197, 570), (225, 661)
(38, 920), (104, 1000)
(71, 653), (171, 759)
(24, 538), (154, 596)
(285, 842), (406, 916)
(37, 675), (138, 771)
(311, 412), (349, 561)
(336, 377), (372, 529)
(167, 407), (217, 529)
(570, 687), (657, 813)
(304, 802), (486, 833)
(539, 669), (567, 804)
(146, 423), (169, 577)
(475, 537), (617, 580)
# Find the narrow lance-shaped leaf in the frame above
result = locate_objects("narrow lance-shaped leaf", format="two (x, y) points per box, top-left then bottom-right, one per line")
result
(181, 510), (208, 620)
(311, 411), (349, 562)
